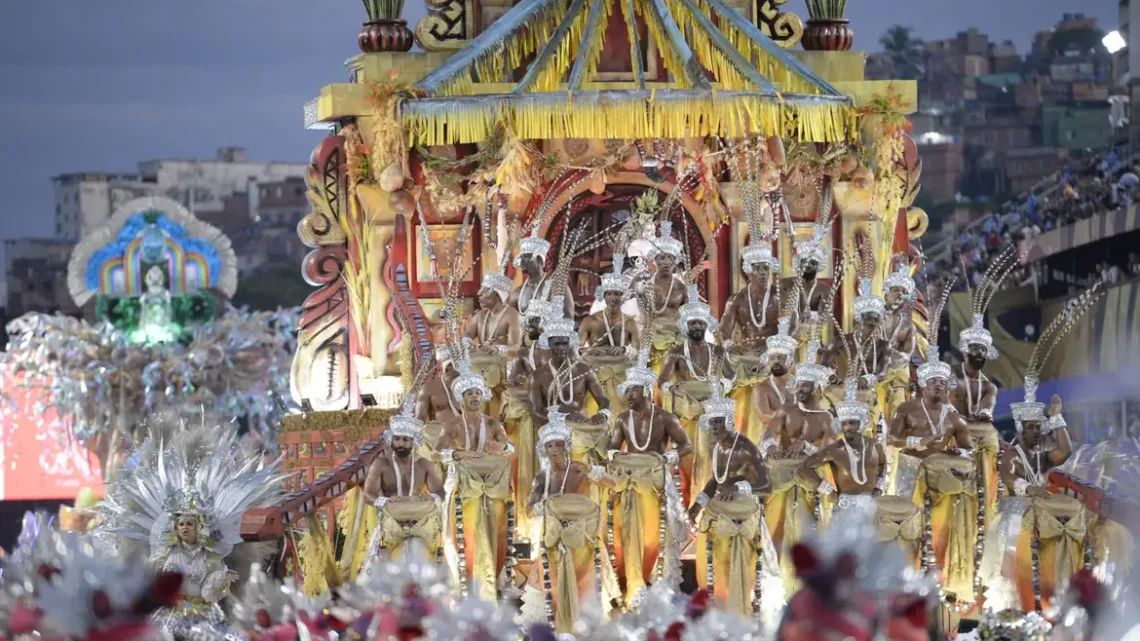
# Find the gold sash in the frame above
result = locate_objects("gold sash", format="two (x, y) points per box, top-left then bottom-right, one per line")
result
(455, 456), (513, 500)
(914, 454), (978, 598)
(570, 420), (609, 467)
(1015, 494), (1088, 612)
(502, 387), (536, 542)
(380, 497), (442, 559)
(452, 456), (511, 601)
(878, 364), (910, 433)
(609, 453), (666, 604)
(666, 380), (712, 501)
(769, 458), (819, 550)
(584, 351), (629, 422)
(967, 421), (1001, 525)
(543, 494), (601, 633)
(697, 497), (761, 617)
(650, 317), (681, 373)
(876, 495), (922, 566)
(471, 351), (507, 417)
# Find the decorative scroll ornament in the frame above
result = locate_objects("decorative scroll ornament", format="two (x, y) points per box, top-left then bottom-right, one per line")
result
(753, 0), (804, 48)
(291, 136), (352, 412)
(415, 0), (471, 51)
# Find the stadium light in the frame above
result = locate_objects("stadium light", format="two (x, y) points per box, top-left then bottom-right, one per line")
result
(1104, 30), (1127, 54)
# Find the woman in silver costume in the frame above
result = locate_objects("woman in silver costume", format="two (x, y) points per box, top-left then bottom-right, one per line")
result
(98, 425), (283, 641)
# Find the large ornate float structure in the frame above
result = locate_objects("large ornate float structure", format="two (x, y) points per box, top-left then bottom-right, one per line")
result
(266, 0), (932, 582)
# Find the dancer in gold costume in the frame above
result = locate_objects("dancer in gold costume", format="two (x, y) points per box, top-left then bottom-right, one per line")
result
(798, 378), (921, 565)
(606, 350), (690, 605)
(748, 317), (798, 444)
(881, 262), (918, 426)
(761, 337), (834, 571)
(826, 277), (890, 437)
(435, 346), (515, 601)
(719, 236), (782, 442)
(530, 299), (611, 472)
(362, 396), (446, 564)
(523, 410), (615, 633)
(465, 269), (523, 419)
(687, 380), (776, 618)
(505, 298), (553, 544)
(980, 283), (1110, 614)
(660, 284), (735, 502)
(579, 254), (638, 421)
(888, 348), (976, 600)
(639, 221), (688, 372)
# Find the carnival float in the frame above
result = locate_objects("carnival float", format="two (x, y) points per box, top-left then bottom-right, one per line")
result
(0, 195), (298, 486)
(2, 0), (1138, 640)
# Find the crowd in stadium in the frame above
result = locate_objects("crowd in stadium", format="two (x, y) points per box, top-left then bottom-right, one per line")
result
(925, 149), (1140, 296)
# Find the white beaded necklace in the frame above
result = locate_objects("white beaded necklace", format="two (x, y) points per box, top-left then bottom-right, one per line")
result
(962, 364), (988, 417)
(626, 406), (656, 452)
(746, 280), (772, 330)
(920, 398), (947, 438)
(1015, 444), (1044, 485)
(522, 273), (547, 310)
(653, 274), (677, 314)
(683, 340), (713, 381)
(842, 434), (869, 485)
(479, 302), (509, 344)
(712, 433), (740, 484)
(768, 375), (785, 405)
(391, 453), (415, 497)
(462, 412), (487, 453)
(549, 360), (575, 405)
(601, 310), (627, 347)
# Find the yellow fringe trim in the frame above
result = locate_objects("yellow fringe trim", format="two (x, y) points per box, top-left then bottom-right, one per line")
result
(634, 0), (689, 88)
(336, 487), (380, 581)
(692, 0), (817, 94)
(297, 515), (340, 596)
(441, 2), (572, 96)
(530, 0), (592, 93)
(405, 96), (852, 146)
(665, 0), (749, 90)
(578, 0), (616, 86)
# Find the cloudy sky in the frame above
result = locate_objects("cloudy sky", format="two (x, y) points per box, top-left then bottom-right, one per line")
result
(0, 0), (1119, 249)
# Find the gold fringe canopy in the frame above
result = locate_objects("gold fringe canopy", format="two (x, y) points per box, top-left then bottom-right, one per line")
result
(403, 90), (854, 146)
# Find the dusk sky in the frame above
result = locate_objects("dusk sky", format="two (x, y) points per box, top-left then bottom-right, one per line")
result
(0, 1), (1119, 254)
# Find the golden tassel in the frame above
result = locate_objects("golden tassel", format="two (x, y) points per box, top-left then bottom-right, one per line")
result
(298, 514), (340, 595)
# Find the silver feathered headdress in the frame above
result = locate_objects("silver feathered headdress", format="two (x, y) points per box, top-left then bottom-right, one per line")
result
(97, 424), (286, 563)
(958, 245), (1020, 359)
(1011, 283), (1104, 433)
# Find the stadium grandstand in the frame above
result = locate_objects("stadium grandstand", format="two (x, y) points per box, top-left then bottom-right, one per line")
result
(923, 146), (1140, 445)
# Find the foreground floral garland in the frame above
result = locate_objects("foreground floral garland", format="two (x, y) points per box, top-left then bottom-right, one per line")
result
(2, 512), (1134, 641)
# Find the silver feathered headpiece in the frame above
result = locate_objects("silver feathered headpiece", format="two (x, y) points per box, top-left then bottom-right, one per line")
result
(97, 424), (285, 566)
(958, 245), (1020, 360)
(832, 377), (870, 434)
(596, 253), (629, 302)
(677, 284), (717, 332)
(618, 348), (658, 398)
(1012, 283), (1104, 433)
(515, 230), (551, 268)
